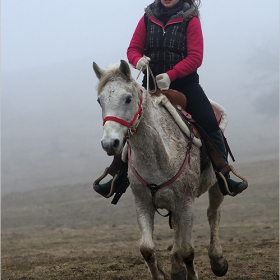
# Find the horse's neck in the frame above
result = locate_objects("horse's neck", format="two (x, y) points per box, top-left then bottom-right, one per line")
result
(137, 91), (166, 146)
(130, 90), (187, 165)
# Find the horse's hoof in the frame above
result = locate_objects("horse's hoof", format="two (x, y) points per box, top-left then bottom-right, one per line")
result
(210, 258), (228, 277)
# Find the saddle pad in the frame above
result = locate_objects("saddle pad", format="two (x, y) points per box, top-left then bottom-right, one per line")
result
(153, 94), (202, 147)
(150, 89), (187, 110)
(150, 89), (228, 132)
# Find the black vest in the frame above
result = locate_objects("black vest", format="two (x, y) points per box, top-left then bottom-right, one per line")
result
(142, 14), (199, 88)
(144, 15), (189, 75)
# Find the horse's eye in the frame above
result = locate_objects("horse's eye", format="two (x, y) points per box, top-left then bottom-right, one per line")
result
(126, 96), (132, 104)
(97, 97), (101, 105)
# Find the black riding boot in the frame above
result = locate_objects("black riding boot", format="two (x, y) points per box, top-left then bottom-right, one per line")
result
(93, 154), (129, 201)
(208, 130), (248, 196)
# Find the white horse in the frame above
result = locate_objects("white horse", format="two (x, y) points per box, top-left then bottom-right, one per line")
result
(93, 60), (228, 280)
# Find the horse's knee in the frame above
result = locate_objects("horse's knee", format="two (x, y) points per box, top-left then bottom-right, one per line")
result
(171, 251), (182, 263)
(140, 245), (155, 261)
(182, 251), (195, 266)
(171, 248), (194, 266)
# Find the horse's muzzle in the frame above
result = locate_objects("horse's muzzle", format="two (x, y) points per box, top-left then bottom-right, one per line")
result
(101, 138), (122, 156)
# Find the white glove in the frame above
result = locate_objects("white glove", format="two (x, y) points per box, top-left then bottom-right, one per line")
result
(136, 56), (150, 71)
(156, 73), (171, 90)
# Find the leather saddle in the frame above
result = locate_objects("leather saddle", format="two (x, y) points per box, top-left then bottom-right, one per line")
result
(150, 89), (222, 139)
(150, 89), (234, 171)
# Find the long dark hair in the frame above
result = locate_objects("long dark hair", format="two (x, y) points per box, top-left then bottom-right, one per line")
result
(185, 0), (201, 10)
(154, 0), (201, 17)
(155, 0), (201, 8)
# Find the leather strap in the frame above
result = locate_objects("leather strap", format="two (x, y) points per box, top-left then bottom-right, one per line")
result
(174, 105), (231, 175)
(127, 141), (191, 192)
(111, 175), (130, 205)
(221, 131), (235, 162)
(107, 154), (128, 176)
(189, 120), (231, 175)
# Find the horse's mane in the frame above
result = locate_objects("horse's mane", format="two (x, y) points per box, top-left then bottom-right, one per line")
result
(96, 63), (139, 96)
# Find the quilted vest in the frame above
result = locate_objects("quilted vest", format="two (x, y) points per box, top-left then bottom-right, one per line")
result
(144, 15), (190, 76)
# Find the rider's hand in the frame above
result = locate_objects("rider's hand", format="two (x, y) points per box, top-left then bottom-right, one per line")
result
(136, 56), (150, 71)
(156, 73), (171, 90)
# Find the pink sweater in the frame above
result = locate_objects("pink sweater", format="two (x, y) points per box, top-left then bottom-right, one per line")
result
(127, 16), (203, 82)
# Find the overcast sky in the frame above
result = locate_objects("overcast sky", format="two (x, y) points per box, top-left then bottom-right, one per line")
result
(1, 0), (279, 193)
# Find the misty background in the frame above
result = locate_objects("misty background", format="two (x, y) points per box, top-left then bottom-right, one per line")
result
(1, 0), (279, 194)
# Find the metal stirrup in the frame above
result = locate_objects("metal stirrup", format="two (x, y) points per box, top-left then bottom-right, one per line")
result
(93, 167), (109, 187)
(93, 167), (119, 198)
(218, 165), (248, 196)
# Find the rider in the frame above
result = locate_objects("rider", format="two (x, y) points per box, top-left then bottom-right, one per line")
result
(93, 0), (248, 199)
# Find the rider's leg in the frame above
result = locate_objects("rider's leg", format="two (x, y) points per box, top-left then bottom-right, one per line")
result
(208, 130), (248, 195)
(172, 80), (248, 196)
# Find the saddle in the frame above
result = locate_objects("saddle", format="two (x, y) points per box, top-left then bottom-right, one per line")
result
(150, 89), (222, 139)
(150, 89), (235, 172)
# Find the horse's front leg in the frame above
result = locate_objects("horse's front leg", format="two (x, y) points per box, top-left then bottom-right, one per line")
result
(134, 195), (167, 280)
(171, 198), (198, 280)
(207, 183), (228, 277)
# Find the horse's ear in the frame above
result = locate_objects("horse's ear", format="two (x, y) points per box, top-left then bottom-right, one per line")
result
(93, 62), (104, 80)
(119, 60), (131, 80)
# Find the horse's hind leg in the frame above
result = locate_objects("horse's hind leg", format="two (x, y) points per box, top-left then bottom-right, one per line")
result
(134, 197), (167, 280)
(170, 198), (198, 280)
(207, 183), (228, 277)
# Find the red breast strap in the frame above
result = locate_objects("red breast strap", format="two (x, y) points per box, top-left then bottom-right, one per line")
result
(127, 140), (191, 193)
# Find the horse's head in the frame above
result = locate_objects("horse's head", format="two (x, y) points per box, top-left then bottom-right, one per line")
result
(93, 60), (143, 156)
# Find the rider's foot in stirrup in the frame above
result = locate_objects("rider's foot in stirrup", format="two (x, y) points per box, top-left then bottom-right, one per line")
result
(217, 174), (248, 196)
(94, 171), (129, 198)
(226, 177), (248, 196)
(93, 179), (113, 197)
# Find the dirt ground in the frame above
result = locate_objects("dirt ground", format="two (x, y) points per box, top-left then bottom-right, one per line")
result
(1, 238), (279, 280)
(1, 159), (279, 280)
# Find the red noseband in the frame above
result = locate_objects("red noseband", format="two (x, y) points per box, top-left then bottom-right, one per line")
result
(103, 95), (143, 129)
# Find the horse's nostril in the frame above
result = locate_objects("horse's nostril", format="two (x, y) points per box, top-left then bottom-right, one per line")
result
(113, 139), (120, 149)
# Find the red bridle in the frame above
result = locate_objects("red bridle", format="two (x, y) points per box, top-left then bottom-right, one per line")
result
(102, 92), (143, 134)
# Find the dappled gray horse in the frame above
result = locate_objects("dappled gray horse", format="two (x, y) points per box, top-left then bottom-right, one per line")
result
(93, 60), (228, 280)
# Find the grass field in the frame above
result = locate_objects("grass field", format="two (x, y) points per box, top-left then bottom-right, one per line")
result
(1, 158), (279, 280)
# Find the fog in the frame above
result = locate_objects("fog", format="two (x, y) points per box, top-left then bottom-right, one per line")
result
(1, 0), (279, 193)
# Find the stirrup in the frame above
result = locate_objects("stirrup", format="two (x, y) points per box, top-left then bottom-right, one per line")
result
(93, 167), (120, 198)
(217, 165), (248, 196)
